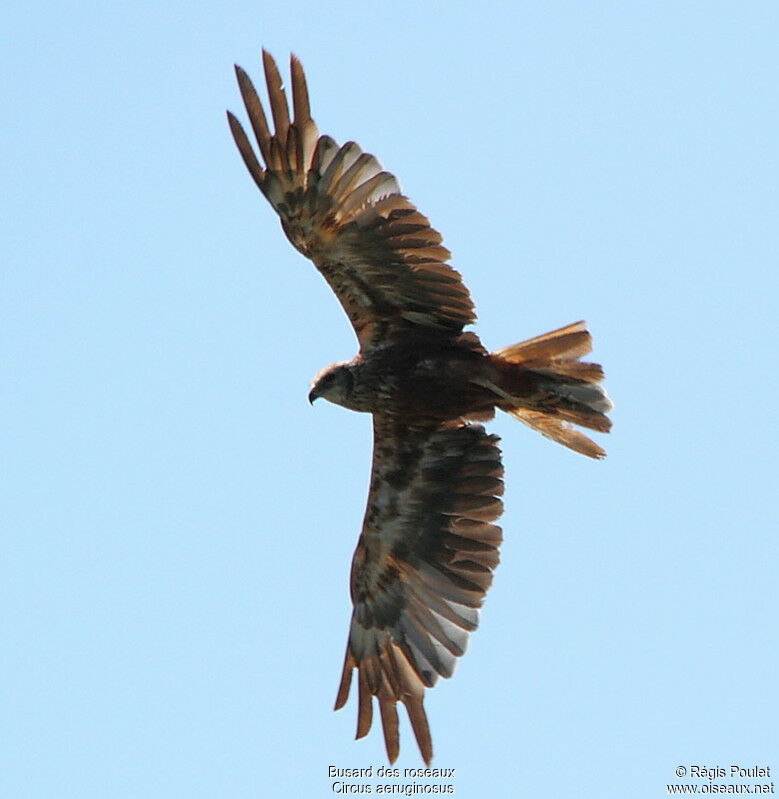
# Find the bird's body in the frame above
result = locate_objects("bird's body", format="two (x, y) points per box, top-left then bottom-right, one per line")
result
(228, 51), (612, 765)
(311, 336), (493, 418)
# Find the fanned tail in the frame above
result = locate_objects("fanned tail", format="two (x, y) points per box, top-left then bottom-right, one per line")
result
(491, 321), (612, 459)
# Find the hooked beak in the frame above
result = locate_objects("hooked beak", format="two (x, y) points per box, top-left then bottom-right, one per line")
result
(308, 389), (319, 405)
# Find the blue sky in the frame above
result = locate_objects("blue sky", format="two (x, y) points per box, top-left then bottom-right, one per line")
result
(3, 2), (777, 797)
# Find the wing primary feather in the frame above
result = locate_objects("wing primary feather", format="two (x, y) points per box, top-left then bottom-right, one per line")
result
(233, 65), (272, 167)
(406, 579), (479, 632)
(334, 647), (355, 711)
(318, 141), (363, 198)
(402, 696), (433, 766)
(379, 698), (400, 764)
(226, 112), (265, 189)
(287, 124), (302, 175)
(331, 152), (380, 202)
(269, 136), (287, 175)
(310, 134), (338, 177)
(339, 172), (400, 219)
(261, 49), (290, 141)
(398, 617), (451, 681)
(356, 668), (373, 739)
(290, 54), (311, 124)
(407, 596), (468, 657)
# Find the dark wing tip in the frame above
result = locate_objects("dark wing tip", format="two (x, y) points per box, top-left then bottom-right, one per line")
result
(233, 63), (252, 89)
(403, 696), (433, 766)
(261, 49), (290, 140)
(289, 52), (312, 124)
(233, 62), (256, 98)
(226, 109), (265, 189)
(334, 648), (355, 711)
(260, 47), (274, 73)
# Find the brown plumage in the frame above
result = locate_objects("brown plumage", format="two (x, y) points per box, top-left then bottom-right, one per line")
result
(227, 51), (612, 764)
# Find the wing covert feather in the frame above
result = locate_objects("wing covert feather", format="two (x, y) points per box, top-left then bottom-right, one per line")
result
(228, 52), (476, 351)
(334, 417), (504, 764)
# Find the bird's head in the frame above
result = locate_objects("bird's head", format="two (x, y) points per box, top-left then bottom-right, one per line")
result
(308, 362), (355, 408)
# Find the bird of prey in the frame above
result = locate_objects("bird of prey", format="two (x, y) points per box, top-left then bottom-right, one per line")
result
(227, 51), (611, 765)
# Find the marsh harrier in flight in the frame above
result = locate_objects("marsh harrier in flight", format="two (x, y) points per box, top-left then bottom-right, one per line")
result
(227, 52), (611, 765)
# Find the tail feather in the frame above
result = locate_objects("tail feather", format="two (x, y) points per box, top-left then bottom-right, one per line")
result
(490, 321), (612, 459)
(494, 320), (592, 363)
(509, 409), (608, 459)
(530, 361), (604, 382)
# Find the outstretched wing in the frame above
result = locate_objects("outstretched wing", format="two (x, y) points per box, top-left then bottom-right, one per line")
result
(335, 417), (504, 764)
(227, 51), (476, 351)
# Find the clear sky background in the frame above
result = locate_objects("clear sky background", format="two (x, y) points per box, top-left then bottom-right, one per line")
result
(3, 2), (777, 797)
